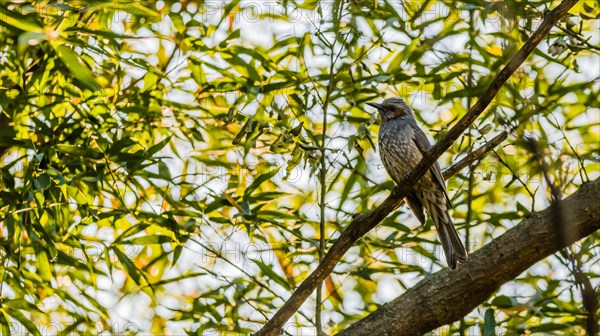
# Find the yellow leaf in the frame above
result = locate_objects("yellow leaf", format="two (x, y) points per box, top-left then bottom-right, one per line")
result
(487, 45), (503, 57)
(325, 276), (342, 303)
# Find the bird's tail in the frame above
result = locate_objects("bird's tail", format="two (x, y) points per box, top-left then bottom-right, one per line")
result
(421, 191), (468, 269)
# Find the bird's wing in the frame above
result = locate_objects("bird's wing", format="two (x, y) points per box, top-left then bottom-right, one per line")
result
(410, 122), (452, 208)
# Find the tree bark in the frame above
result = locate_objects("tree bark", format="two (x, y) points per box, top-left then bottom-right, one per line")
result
(338, 179), (600, 336)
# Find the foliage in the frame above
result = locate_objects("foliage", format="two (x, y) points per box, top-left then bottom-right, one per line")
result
(0, 0), (598, 334)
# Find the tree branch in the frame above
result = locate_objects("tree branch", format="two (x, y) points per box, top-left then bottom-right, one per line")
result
(338, 178), (600, 335)
(442, 131), (507, 180)
(254, 1), (579, 334)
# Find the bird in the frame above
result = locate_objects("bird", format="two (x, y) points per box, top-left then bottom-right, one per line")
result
(366, 97), (468, 269)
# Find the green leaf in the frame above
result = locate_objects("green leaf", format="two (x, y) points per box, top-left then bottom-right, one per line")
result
(222, 52), (261, 82)
(483, 309), (496, 336)
(55, 144), (103, 159)
(244, 167), (280, 198)
(529, 323), (571, 332)
(4, 307), (42, 336)
(113, 247), (143, 284)
(0, 312), (10, 336)
(121, 235), (173, 245)
(232, 115), (253, 145)
(172, 245), (183, 266)
(142, 71), (160, 92)
(0, 7), (43, 32)
(112, 247), (155, 300)
(190, 60), (207, 86)
(158, 161), (172, 180)
(147, 136), (172, 156)
(3, 299), (44, 314)
(516, 202), (530, 216)
(113, 224), (151, 244)
(108, 138), (137, 155)
(36, 249), (52, 282)
(45, 168), (65, 185)
(491, 295), (514, 308)
(169, 13), (186, 33)
(252, 259), (290, 290)
(219, 28), (241, 48)
(52, 44), (101, 91)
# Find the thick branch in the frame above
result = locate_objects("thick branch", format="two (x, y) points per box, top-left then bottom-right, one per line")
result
(338, 179), (600, 335)
(254, 1), (579, 334)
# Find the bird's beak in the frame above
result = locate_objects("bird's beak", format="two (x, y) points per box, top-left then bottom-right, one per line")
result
(366, 102), (384, 110)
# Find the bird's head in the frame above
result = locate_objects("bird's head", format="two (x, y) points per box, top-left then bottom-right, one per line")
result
(366, 97), (413, 121)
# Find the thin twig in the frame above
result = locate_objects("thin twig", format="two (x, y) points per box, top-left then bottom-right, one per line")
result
(316, 2), (347, 333)
(563, 248), (599, 335)
(442, 132), (508, 179)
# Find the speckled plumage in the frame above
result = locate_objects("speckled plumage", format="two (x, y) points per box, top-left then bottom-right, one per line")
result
(367, 97), (468, 269)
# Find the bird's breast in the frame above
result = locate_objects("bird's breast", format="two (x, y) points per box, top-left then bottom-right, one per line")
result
(378, 120), (428, 185)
